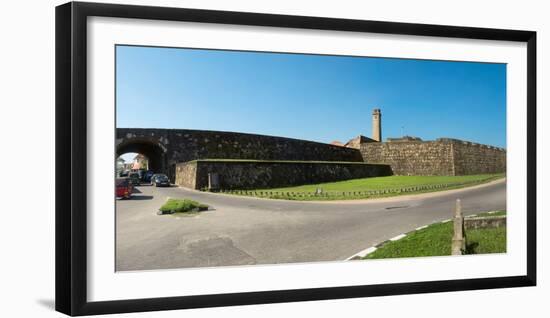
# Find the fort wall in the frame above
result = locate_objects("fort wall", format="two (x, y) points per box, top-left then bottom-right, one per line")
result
(117, 128), (506, 180)
(175, 160), (393, 190)
(450, 139), (506, 175)
(360, 140), (455, 175)
(360, 138), (506, 176)
(117, 128), (364, 179)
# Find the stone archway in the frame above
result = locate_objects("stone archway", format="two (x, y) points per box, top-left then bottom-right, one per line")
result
(116, 138), (167, 175)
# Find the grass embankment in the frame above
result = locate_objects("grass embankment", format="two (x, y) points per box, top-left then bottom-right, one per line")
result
(221, 173), (504, 201)
(364, 211), (507, 259)
(158, 198), (208, 215)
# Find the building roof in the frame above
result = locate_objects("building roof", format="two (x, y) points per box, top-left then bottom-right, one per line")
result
(386, 136), (423, 142)
(330, 140), (345, 147)
(344, 135), (378, 149)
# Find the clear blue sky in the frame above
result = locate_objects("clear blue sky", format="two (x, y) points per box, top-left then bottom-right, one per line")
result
(116, 45), (506, 149)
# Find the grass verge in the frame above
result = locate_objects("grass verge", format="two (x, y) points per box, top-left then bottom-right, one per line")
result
(158, 198), (208, 215)
(470, 210), (507, 218)
(219, 174), (504, 201)
(364, 211), (506, 259)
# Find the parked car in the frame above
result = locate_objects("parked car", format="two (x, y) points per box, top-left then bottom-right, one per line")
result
(129, 172), (141, 186)
(119, 170), (129, 177)
(143, 170), (155, 183)
(137, 169), (147, 181)
(151, 174), (170, 187)
(115, 178), (133, 199)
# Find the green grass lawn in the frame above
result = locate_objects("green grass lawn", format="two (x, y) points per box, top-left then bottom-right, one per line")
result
(158, 198), (208, 215)
(364, 211), (506, 259)
(470, 210), (507, 218)
(222, 173), (504, 201)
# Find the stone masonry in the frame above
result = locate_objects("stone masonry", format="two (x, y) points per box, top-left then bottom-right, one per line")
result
(117, 109), (506, 185)
(360, 138), (506, 176)
(116, 128), (364, 180)
(176, 160), (393, 190)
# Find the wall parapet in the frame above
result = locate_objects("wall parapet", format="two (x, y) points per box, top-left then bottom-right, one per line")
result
(436, 138), (507, 152)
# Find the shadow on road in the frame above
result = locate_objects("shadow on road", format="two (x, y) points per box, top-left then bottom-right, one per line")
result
(131, 195), (154, 200)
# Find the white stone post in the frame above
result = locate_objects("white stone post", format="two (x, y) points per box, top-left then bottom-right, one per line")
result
(451, 199), (466, 255)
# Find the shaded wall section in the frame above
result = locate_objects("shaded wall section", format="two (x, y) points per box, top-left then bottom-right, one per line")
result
(176, 160), (393, 190)
(116, 128), (364, 180)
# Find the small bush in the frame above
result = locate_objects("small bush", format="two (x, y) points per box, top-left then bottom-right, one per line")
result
(159, 198), (209, 214)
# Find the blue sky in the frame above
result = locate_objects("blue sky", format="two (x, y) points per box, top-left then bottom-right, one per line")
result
(116, 45), (506, 156)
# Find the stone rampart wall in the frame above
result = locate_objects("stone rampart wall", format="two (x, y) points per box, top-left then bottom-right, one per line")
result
(451, 140), (506, 175)
(360, 141), (455, 175)
(117, 128), (364, 180)
(175, 160), (392, 190)
(360, 138), (506, 176)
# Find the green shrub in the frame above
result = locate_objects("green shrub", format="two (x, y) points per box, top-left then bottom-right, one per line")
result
(159, 198), (209, 214)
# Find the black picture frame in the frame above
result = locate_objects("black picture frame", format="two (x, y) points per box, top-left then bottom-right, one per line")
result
(55, 1), (537, 316)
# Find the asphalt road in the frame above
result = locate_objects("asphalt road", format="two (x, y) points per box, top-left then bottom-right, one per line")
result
(116, 179), (506, 271)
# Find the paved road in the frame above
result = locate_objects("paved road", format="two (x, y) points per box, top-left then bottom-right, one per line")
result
(116, 180), (506, 271)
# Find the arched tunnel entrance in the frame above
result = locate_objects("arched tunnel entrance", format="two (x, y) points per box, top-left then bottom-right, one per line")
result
(116, 139), (167, 175)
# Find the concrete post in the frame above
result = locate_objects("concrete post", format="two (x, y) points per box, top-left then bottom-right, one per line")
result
(451, 199), (466, 255)
(372, 108), (382, 142)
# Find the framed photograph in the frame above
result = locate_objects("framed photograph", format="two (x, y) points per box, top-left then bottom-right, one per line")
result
(55, 1), (536, 316)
